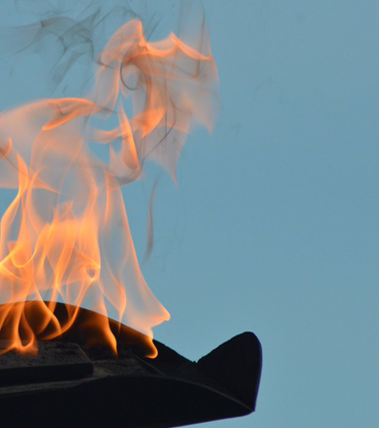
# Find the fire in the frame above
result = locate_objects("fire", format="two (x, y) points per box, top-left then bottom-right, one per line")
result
(0, 19), (218, 357)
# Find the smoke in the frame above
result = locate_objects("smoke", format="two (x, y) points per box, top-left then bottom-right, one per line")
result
(0, 1), (148, 100)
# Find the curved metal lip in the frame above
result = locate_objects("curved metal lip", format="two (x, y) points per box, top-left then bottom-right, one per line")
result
(0, 302), (262, 428)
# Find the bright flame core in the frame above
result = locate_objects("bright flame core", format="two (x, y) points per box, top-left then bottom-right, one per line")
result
(0, 20), (218, 356)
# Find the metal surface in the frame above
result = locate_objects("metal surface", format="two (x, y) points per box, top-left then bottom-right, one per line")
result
(0, 303), (262, 427)
(0, 341), (93, 387)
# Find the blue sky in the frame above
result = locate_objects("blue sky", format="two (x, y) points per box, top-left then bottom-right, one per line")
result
(0, 1), (378, 427)
(144, 2), (379, 427)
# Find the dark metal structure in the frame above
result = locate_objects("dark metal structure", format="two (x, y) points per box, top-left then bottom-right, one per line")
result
(0, 303), (262, 427)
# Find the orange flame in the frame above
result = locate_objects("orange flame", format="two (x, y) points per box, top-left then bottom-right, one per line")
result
(0, 20), (218, 357)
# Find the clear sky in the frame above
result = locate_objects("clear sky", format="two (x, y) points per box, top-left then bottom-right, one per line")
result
(0, 1), (378, 427)
(145, 2), (379, 427)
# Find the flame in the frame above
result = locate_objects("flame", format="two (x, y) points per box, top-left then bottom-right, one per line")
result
(0, 19), (218, 357)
